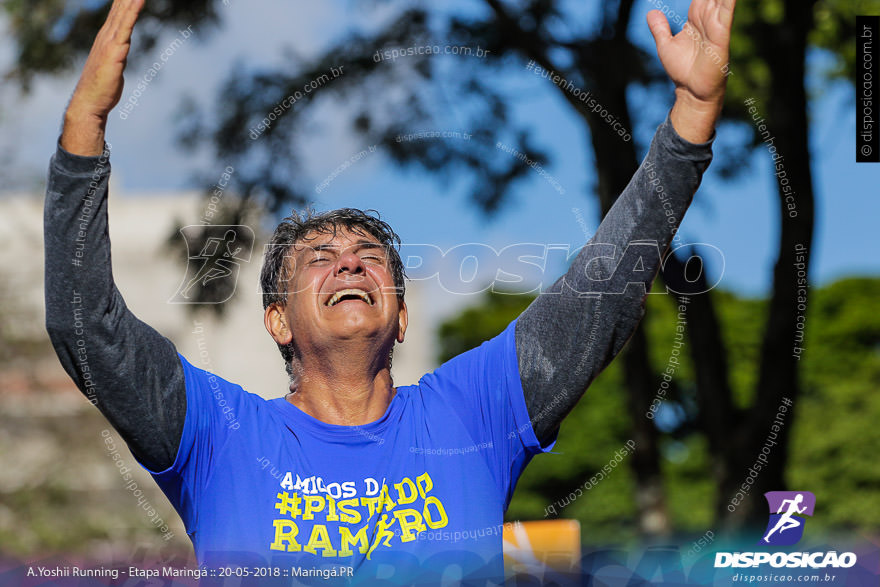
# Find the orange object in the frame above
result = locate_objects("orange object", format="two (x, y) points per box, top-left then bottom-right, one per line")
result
(502, 519), (581, 576)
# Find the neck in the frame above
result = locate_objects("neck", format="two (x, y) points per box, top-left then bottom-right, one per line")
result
(286, 341), (395, 426)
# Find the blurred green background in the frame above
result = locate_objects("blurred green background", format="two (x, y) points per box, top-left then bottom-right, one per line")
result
(1, 0), (878, 564)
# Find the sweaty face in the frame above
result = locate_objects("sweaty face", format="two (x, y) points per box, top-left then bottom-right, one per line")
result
(276, 226), (406, 354)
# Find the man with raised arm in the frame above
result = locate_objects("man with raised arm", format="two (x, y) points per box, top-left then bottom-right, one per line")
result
(45, 0), (735, 582)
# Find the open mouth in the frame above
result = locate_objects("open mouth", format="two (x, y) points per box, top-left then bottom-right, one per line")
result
(325, 289), (374, 307)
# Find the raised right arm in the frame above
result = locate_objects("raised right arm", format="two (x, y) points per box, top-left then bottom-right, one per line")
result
(44, 0), (186, 472)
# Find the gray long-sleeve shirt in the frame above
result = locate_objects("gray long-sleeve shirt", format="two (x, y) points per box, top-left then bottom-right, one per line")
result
(44, 114), (712, 472)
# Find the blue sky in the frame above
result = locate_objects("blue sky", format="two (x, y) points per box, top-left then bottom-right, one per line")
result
(2, 0), (876, 300)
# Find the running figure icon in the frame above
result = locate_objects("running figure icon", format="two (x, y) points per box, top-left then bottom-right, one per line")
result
(168, 224), (254, 304)
(181, 229), (242, 299)
(762, 493), (807, 543)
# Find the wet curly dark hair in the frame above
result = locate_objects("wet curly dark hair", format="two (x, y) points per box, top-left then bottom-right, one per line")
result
(260, 208), (406, 378)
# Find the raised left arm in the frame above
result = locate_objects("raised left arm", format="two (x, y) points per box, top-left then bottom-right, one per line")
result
(516, 0), (736, 444)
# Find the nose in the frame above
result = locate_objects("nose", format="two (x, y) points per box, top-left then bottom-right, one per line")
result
(336, 250), (365, 277)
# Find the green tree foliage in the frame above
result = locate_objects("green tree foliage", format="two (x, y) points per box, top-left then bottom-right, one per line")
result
(4, 0), (871, 531)
(437, 279), (880, 542)
(790, 279), (880, 533)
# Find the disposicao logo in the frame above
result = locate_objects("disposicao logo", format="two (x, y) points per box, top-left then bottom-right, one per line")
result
(714, 491), (857, 570)
(759, 491), (815, 546)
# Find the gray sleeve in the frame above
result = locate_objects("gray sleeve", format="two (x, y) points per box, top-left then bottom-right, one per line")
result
(43, 141), (186, 472)
(515, 114), (714, 444)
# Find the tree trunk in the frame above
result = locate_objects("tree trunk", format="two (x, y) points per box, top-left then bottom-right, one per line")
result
(720, 0), (817, 532)
(661, 253), (740, 522)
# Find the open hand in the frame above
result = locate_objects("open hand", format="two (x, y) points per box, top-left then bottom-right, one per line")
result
(648, 0), (735, 105)
(62, 0), (144, 155)
(646, 0), (735, 142)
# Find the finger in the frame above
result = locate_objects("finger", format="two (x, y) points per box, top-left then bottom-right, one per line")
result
(717, 0), (736, 29)
(116, 0), (145, 39)
(646, 10), (673, 50)
(106, 0), (144, 44)
(103, 0), (129, 33)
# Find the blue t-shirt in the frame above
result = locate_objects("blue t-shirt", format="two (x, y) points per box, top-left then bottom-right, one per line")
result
(146, 320), (554, 584)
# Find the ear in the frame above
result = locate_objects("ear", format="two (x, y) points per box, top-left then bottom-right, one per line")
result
(264, 303), (293, 346)
(396, 298), (408, 344)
